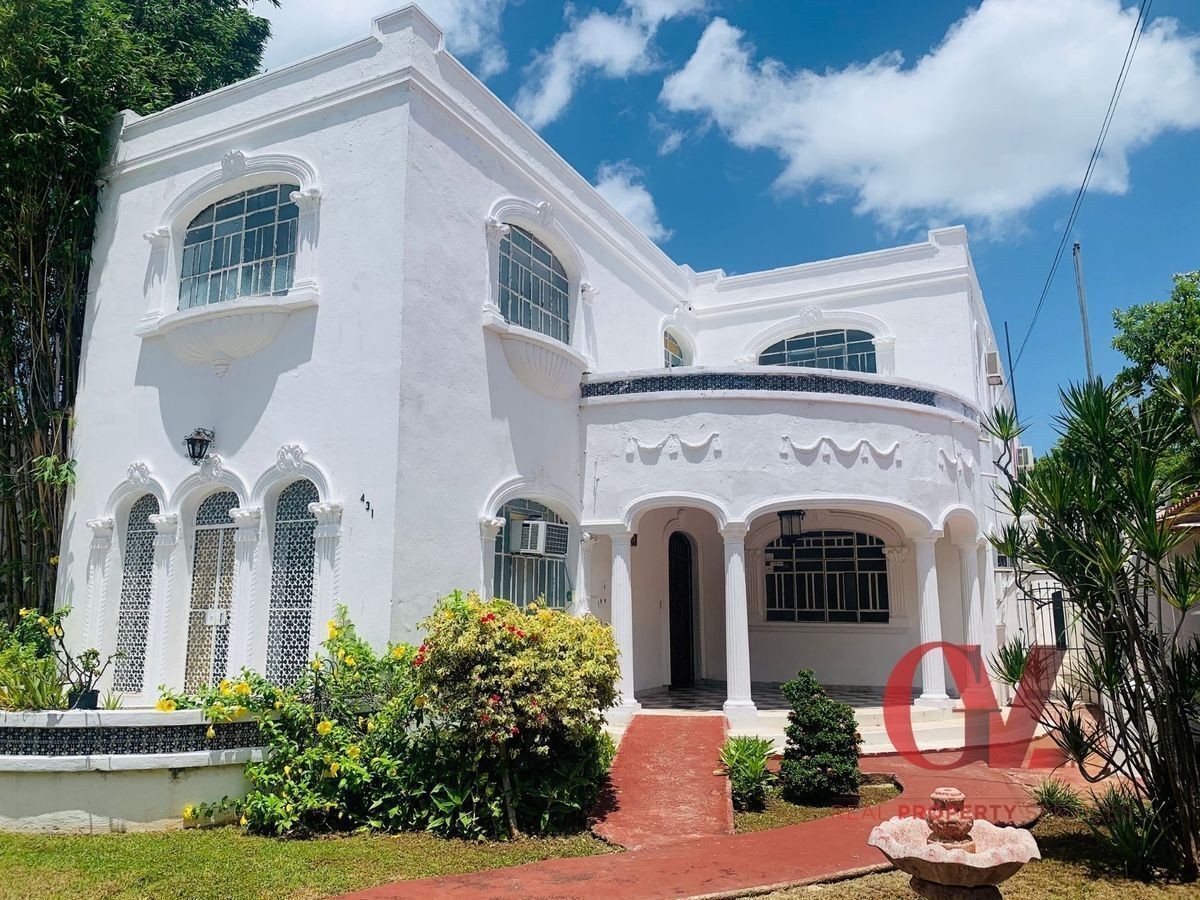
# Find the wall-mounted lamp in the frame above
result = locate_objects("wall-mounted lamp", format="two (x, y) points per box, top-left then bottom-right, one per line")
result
(778, 509), (807, 539)
(183, 427), (215, 465)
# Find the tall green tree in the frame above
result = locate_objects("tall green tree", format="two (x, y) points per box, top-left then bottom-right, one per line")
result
(1112, 271), (1200, 489)
(0, 0), (277, 623)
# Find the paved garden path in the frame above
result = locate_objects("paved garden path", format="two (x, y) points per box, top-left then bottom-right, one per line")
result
(590, 712), (733, 850)
(347, 728), (1073, 900)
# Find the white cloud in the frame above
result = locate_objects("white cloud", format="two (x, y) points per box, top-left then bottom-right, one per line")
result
(515, 0), (705, 128)
(257, 0), (508, 77)
(594, 161), (673, 242)
(660, 0), (1200, 230)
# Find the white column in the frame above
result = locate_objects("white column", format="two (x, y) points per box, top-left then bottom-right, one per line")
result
(609, 532), (640, 715)
(959, 540), (983, 649)
(914, 535), (950, 706)
(479, 516), (504, 600)
(307, 502), (344, 650)
(84, 517), (115, 652)
(288, 187), (322, 293)
(147, 513), (179, 693)
(573, 532), (597, 617)
(229, 507), (262, 674)
(721, 522), (757, 725)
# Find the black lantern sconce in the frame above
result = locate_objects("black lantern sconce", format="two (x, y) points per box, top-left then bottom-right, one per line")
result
(778, 509), (807, 540)
(183, 427), (215, 466)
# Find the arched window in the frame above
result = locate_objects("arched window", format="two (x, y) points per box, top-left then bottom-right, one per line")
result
(111, 494), (159, 693)
(758, 328), (877, 373)
(179, 183), (300, 310)
(493, 499), (572, 608)
(184, 491), (239, 691)
(664, 329), (689, 367)
(764, 528), (889, 623)
(266, 479), (319, 685)
(498, 225), (570, 343)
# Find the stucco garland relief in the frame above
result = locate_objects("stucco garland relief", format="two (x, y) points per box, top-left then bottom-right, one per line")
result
(624, 431), (721, 463)
(779, 435), (901, 467)
(126, 461), (152, 487)
(197, 453), (224, 482)
(276, 444), (305, 472)
(938, 448), (976, 481)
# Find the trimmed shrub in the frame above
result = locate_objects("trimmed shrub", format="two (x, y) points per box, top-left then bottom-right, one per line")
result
(777, 669), (861, 802)
(165, 592), (619, 840)
(720, 735), (774, 811)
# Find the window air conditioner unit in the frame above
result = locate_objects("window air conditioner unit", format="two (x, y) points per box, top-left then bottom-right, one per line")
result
(985, 350), (1004, 386)
(513, 520), (571, 557)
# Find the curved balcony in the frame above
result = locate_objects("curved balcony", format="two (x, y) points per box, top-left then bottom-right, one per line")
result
(579, 366), (985, 531)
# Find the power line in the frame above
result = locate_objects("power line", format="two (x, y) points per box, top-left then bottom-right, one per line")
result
(1012, 0), (1153, 369)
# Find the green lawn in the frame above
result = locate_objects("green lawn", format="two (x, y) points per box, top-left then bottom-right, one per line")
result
(0, 828), (613, 900)
(764, 817), (1199, 899)
(734, 783), (900, 834)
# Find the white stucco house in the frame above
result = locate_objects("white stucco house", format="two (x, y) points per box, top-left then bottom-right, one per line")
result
(58, 5), (1013, 727)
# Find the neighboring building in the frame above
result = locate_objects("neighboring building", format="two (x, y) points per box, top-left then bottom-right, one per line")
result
(58, 6), (1011, 723)
(1015, 444), (1035, 475)
(1161, 490), (1200, 644)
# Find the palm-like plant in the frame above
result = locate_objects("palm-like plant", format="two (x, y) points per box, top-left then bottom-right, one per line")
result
(984, 370), (1200, 880)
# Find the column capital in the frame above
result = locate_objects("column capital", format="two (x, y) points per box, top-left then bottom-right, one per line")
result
(610, 531), (634, 550)
(720, 521), (750, 541)
(912, 532), (942, 546)
(308, 501), (344, 537)
(479, 515), (505, 540)
(86, 517), (116, 543)
(882, 546), (909, 562)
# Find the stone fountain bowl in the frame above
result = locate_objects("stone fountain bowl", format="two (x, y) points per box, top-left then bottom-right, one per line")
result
(868, 817), (1041, 888)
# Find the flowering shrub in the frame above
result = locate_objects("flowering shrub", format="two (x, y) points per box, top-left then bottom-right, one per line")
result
(166, 592), (618, 840)
(0, 607), (117, 710)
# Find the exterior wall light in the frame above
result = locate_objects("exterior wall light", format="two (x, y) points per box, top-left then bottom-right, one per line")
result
(778, 509), (807, 539)
(183, 427), (215, 465)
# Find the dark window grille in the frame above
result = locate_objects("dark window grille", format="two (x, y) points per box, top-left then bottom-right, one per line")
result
(764, 530), (889, 624)
(758, 328), (877, 373)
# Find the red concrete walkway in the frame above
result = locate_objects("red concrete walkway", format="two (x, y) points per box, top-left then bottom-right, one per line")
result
(591, 713), (732, 850)
(347, 731), (1076, 900)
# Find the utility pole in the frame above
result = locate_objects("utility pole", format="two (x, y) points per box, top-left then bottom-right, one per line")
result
(1003, 321), (1019, 422)
(1072, 241), (1096, 382)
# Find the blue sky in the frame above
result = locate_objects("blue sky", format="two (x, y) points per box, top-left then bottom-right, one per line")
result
(257, 0), (1200, 454)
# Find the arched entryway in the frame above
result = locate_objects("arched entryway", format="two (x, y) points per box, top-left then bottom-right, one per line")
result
(668, 531), (698, 688)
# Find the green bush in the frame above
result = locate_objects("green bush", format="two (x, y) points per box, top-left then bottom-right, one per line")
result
(777, 670), (861, 802)
(0, 641), (63, 710)
(0, 606), (111, 710)
(167, 592), (619, 840)
(1029, 777), (1085, 818)
(1087, 784), (1170, 880)
(720, 736), (774, 811)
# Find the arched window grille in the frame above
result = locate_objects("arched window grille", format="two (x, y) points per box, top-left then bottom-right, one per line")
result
(497, 225), (570, 343)
(758, 328), (877, 373)
(764, 529), (889, 623)
(184, 491), (239, 691)
(266, 479), (319, 685)
(111, 494), (159, 693)
(664, 330), (688, 367)
(179, 183), (300, 310)
(493, 499), (572, 608)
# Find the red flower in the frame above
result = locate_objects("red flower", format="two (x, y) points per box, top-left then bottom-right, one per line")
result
(412, 655), (426, 667)
(510, 726), (519, 735)
(489, 694), (501, 704)
(480, 713), (490, 723)
(515, 630), (526, 639)
(418, 644), (427, 653)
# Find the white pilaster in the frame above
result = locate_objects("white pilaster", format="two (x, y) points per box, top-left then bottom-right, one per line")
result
(721, 522), (757, 725)
(229, 507), (262, 674)
(609, 531), (640, 716)
(288, 187), (322, 294)
(84, 517), (115, 652)
(574, 532), (597, 617)
(959, 540), (983, 649)
(979, 538), (998, 659)
(914, 535), (950, 706)
(479, 516), (504, 600)
(147, 513), (179, 693)
(307, 501), (344, 649)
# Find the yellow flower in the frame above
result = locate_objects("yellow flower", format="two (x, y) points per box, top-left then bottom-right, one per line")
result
(347, 745), (361, 759)
(414, 695), (428, 709)
(329, 762), (341, 777)
(234, 681), (251, 697)
(233, 705), (247, 718)
(155, 698), (177, 712)
(218, 679), (233, 697)
(327, 619), (339, 639)
(206, 725), (216, 739)
(390, 645), (407, 660)
(49, 556), (59, 566)
(18, 607), (30, 618)
(284, 765), (292, 777)
(311, 659), (322, 671)
(366, 719), (376, 733)
(182, 805), (195, 820)
(337, 647), (346, 661)
(52, 626), (63, 637)
(240, 815), (248, 827)
(316, 720), (333, 736)
(36, 616), (48, 627)
(344, 656), (356, 667)
(274, 700), (283, 710)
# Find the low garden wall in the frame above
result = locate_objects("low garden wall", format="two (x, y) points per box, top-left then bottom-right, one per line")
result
(0, 709), (261, 833)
